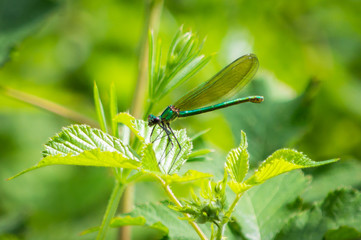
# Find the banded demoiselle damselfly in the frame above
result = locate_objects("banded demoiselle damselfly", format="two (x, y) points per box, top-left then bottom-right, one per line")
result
(148, 54), (264, 170)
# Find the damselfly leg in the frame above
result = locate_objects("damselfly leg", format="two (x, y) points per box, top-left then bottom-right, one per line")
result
(149, 122), (182, 173)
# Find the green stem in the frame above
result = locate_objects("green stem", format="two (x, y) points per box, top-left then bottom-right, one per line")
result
(119, 1), (164, 239)
(215, 193), (244, 240)
(131, 0), (163, 119)
(155, 175), (209, 240)
(96, 180), (125, 240)
(0, 86), (99, 127)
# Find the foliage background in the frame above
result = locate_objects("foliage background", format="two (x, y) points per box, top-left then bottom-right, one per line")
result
(1, 0), (360, 239)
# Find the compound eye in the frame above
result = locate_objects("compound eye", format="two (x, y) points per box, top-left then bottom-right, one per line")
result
(148, 115), (160, 127)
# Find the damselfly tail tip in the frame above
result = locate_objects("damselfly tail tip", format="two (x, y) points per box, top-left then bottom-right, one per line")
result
(251, 96), (264, 103)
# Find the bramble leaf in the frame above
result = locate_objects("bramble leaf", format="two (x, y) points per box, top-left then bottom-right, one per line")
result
(154, 128), (192, 174)
(225, 131), (249, 183)
(162, 170), (212, 184)
(112, 202), (210, 239)
(114, 112), (145, 141)
(228, 181), (252, 194)
(245, 149), (338, 186)
(233, 171), (309, 240)
(111, 216), (146, 227)
(275, 188), (361, 240)
(8, 125), (139, 180)
(115, 113), (193, 174)
(141, 143), (160, 172)
(81, 216), (146, 235)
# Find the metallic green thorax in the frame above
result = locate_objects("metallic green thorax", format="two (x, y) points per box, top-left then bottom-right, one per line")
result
(160, 105), (179, 122)
(147, 105), (179, 127)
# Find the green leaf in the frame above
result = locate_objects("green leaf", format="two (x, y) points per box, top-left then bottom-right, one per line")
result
(115, 113), (193, 174)
(81, 216), (146, 236)
(225, 78), (319, 166)
(245, 149), (338, 186)
(302, 159), (361, 202)
(275, 188), (361, 240)
(190, 128), (211, 141)
(162, 55), (211, 98)
(8, 125), (139, 180)
(232, 170), (309, 240)
(324, 226), (361, 240)
(80, 226), (99, 236)
(110, 82), (119, 138)
(162, 170), (212, 184)
(111, 216), (146, 227)
(93, 82), (108, 133)
(187, 148), (213, 160)
(0, 0), (58, 66)
(147, 28), (210, 103)
(114, 112), (145, 141)
(228, 181), (252, 194)
(321, 188), (361, 231)
(112, 202), (210, 239)
(275, 205), (327, 240)
(153, 128), (193, 174)
(141, 143), (160, 172)
(225, 131), (249, 183)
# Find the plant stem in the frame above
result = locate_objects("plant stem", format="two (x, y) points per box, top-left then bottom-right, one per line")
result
(131, 0), (163, 119)
(119, 1), (164, 240)
(226, 193), (243, 218)
(155, 175), (209, 240)
(96, 180), (125, 240)
(215, 193), (244, 240)
(0, 86), (99, 127)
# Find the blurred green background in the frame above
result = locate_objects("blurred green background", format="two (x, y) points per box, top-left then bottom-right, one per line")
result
(1, 0), (361, 239)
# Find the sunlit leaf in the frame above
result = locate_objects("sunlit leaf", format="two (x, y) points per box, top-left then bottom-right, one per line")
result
(225, 131), (249, 183)
(115, 112), (193, 174)
(187, 148), (213, 160)
(245, 149), (338, 186)
(153, 128), (193, 174)
(228, 181), (252, 194)
(162, 170), (212, 184)
(141, 143), (160, 172)
(225, 79), (317, 166)
(114, 112), (146, 141)
(8, 124), (139, 180)
(93, 82), (108, 133)
(111, 216), (146, 226)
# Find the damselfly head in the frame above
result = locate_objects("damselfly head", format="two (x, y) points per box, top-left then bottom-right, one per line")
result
(148, 114), (161, 127)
